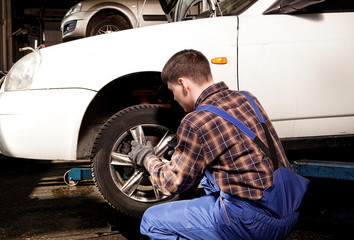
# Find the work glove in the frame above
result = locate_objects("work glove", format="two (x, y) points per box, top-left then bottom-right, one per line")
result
(128, 140), (155, 167)
(164, 141), (177, 160)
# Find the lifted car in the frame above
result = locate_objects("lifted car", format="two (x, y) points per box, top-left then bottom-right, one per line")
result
(61, 0), (167, 41)
(1, 0), (353, 217)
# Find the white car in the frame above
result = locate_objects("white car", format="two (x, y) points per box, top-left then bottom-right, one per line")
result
(1, 0), (353, 217)
(61, 0), (167, 41)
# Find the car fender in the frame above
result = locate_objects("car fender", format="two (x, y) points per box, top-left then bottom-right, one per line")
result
(0, 17), (238, 160)
(85, 2), (138, 29)
(32, 17), (239, 92)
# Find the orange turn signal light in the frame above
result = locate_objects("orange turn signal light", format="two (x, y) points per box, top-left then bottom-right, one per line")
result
(211, 57), (228, 64)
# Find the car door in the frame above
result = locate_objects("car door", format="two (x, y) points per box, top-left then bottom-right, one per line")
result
(238, 0), (354, 139)
(138, 0), (167, 26)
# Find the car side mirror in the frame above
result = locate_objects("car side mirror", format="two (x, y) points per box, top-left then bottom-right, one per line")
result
(263, 0), (325, 14)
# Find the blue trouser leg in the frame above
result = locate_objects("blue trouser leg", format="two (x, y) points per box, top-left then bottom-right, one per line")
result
(140, 191), (297, 240)
(140, 191), (242, 240)
(140, 171), (301, 240)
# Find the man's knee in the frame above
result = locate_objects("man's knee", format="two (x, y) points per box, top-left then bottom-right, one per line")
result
(141, 204), (185, 240)
(140, 203), (176, 234)
(140, 205), (158, 234)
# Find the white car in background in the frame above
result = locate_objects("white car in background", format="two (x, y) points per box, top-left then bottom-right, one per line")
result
(1, 0), (354, 217)
(61, 0), (167, 41)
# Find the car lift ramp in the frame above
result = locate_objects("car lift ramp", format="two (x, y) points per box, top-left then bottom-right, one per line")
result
(64, 168), (92, 186)
(292, 160), (354, 181)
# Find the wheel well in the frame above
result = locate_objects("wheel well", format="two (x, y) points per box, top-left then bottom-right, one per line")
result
(86, 9), (132, 36)
(76, 72), (179, 160)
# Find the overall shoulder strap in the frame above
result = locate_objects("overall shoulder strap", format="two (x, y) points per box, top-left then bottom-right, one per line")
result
(195, 92), (280, 169)
(240, 91), (280, 169)
(239, 91), (265, 123)
(196, 105), (257, 140)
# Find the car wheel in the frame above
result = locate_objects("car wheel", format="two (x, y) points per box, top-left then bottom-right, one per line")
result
(87, 17), (130, 36)
(91, 104), (182, 217)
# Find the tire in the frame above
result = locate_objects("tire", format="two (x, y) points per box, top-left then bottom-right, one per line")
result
(92, 104), (183, 217)
(87, 16), (130, 37)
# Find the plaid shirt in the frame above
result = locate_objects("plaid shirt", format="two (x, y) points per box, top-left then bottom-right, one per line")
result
(146, 82), (291, 199)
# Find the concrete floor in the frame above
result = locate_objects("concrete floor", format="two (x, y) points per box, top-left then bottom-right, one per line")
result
(0, 158), (146, 240)
(1, 158), (353, 240)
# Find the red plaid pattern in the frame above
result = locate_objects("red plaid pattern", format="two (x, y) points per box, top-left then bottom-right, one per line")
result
(146, 82), (291, 199)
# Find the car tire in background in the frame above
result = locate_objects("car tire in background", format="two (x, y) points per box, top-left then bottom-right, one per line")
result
(91, 104), (183, 217)
(87, 15), (130, 36)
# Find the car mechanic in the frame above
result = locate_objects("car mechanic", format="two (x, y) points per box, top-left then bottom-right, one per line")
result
(129, 49), (309, 240)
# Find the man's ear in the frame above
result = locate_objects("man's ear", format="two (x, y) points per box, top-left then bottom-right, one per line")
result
(178, 77), (189, 92)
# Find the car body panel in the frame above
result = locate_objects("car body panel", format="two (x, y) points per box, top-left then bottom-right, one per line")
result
(238, 12), (354, 138)
(0, 89), (96, 160)
(0, 17), (238, 160)
(35, 17), (238, 91)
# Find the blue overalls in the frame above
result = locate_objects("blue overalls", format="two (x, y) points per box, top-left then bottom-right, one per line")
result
(140, 92), (309, 240)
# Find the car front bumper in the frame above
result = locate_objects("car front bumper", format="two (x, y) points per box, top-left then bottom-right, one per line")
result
(61, 11), (95, 41)
(0, 88), (96, 160)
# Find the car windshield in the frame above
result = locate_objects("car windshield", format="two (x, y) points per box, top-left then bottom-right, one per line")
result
(211, 0), (257, 16)
(159, 0), (257, 20)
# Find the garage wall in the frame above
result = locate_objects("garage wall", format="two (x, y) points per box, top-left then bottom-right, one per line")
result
(1, 0), (79, 72)
(0, 0), (12, 73)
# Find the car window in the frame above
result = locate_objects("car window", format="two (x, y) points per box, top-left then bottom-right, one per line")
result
(159, 0), (178, 14)
(216, 0), (257, 15)
(196, 0), (257, 18)
(300, 0), (354, 13)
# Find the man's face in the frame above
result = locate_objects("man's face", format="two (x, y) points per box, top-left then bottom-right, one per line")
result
(167, 80), (194, 112)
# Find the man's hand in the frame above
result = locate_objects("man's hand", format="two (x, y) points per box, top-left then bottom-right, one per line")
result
(128, 140), (155, 167)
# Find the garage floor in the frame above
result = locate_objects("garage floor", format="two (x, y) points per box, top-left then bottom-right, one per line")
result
(0, 158), (146, 240)
(1, 158), (353, 239)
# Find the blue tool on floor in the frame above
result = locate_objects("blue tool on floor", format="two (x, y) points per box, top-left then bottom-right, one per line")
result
(64, 168), (92, 186)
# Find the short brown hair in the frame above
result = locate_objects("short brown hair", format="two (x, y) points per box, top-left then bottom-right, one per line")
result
(161, 49), (212, 84)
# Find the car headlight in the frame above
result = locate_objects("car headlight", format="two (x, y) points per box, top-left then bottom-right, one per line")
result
(64, 2), (83, 17)
(4, 50), (41, 91)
